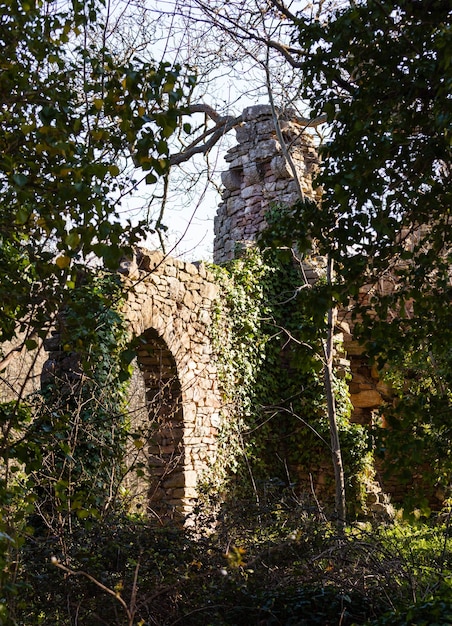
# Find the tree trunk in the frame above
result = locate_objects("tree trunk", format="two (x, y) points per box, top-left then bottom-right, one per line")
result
(324, 256), (346, 527)
(267, 96), (347, 526)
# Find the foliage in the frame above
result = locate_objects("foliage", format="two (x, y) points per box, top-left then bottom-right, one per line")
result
(0, 272), (133, 620)
(266, 0), (452, 505)
(10, 500), (452, 625)
(0, 1), (195, 617)
(31, 272), (131, 520)
(374, 345), (452, 511)
(370, 594), (452, 626)
(296, 0), (451, 284)
(368, 518), (452, 625)
(209, 247), (369, 514)
(0, 0), (194, 350)
(15, 514), (195, 625)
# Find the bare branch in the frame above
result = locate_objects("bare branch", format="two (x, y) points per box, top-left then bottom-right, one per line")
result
(0, 345), (26, 372)
(268, 0), (303, 24)
(170, 112), (243, 166)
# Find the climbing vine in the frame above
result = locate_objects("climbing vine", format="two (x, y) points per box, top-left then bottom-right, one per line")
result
(0, 271), (134, 613)
(210, 246), (370, 514)
(30, 272), (133, 526)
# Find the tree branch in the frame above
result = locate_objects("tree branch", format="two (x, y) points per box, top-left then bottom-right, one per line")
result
(169, 111), (243, 166)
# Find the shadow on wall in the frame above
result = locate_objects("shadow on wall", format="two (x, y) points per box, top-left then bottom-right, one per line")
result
(124, 329), (186, 522)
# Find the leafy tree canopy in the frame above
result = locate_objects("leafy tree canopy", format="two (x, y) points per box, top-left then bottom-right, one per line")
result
(0, 0), (195, 609)
(0, 0), (194, 351)
(286, 0), (451, 499)
(294, 0), (451, 290)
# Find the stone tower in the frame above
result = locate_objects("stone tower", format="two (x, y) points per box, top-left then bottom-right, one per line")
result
(213, 104), (320, 264)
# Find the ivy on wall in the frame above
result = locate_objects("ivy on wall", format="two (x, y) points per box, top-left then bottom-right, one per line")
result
(210, 246), (370, 514)
(2, 272), (133, 547)
(0, 272), (134, 609)
(33, 273), (133, 524)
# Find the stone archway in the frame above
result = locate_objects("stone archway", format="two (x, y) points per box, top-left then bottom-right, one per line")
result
(136, 328), (185, 518)
(121, 249), (224, 519)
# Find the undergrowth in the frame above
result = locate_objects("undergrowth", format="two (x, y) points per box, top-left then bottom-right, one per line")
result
(11, 501), (452, 625)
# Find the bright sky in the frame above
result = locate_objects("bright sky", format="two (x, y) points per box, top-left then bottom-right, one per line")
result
(116, 0), (318, 262)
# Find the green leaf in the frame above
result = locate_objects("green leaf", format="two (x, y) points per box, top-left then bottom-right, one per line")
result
(15, 207), (30, 224)
(145, 172), (157, 184)
(12, 173), (28, 187)
(65, 231), (80, 250)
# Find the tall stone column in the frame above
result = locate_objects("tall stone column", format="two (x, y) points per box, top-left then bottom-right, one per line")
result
(213, 104), (320, 264)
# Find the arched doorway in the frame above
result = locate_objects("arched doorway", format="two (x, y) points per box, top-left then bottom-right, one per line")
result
(136, 328), (185, 520)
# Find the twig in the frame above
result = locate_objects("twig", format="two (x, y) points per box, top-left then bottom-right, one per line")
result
(51, 557), (134, 625)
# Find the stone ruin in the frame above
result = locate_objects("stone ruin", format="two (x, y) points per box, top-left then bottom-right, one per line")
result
(125, 105), (397, 516)
(1, 105), (405, 520)
(120, 251), (222, 519)
(214, 104), (321, 265)
(214, 104), (393, 430)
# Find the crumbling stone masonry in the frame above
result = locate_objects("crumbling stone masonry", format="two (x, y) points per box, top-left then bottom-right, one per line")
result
(2, 105), (398, 520)
(213, 105), (396, 512)
(120, 250), (223, 519)
(214, 105), (390, 416)
(120, 105), (329, 519)
(213, 104), (395, 430)
(38, 249), (224, 522)
(214, 104), (321, 268)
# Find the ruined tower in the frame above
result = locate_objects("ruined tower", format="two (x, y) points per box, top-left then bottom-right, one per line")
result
(213, 104), (320, 264)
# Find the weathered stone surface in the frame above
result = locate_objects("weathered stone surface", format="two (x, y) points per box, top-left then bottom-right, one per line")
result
(270, 155), (292, 178)
(221, 169), (242, 190)
(213, 107), (320, 264)
(350, 389), (383, 409)
(242, 104), (273, 121)
(26, 106), (409, 524)
(162, 472), (185, 488)
(117, 247), (225, 521)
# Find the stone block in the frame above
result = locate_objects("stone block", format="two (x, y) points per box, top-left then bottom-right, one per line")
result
(183, 292), (194, 307)
(249, 139), (278, 161)
(256, 119), (278, 135)
(163, 472), (185, 488)
(221, 169), (242, 190)
(270, 155), (292, 179)
(137, 249), (164, 271)
(199, 282), (218, 300)
(351, 390), (383, 408)
(185, 470), (197, 487)
(164, 264), (177, 277)
(242, 104), (273, 121)
(170, 488), (187, 498)
(227, 155), (246, 169)
(376, 380), (393, 398)
(242, 183), (263, 199)
(166, 277), (182, 300)
(235, 125), (251, 143)
(198, 309), (211, 326)
(243, 164), (263, 186)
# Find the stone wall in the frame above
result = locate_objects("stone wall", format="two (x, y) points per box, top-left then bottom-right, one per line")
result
(119, 249), (224, 519)
(41, 249), (225, 521)
(214, 104), (321, 266)
(212, 105), (392, 426)
(3, 104), (430, 520)
(212, 105), (406, 513)
(0, 337), (48, 403)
